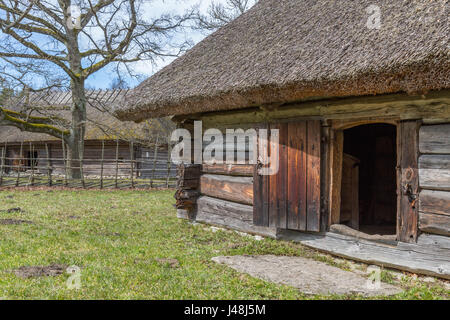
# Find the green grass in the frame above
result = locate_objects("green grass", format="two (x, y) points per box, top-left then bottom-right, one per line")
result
(0, 189), (448, 300)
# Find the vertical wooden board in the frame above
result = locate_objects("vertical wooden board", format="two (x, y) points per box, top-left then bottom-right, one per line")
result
(329, 130), (343, 226)
(287, 121), (307, 231)
(268, 123), (287, 228)
(306, 120), (321, 232)
(253, 124), (269, 227)
(398, 120), (420, 242)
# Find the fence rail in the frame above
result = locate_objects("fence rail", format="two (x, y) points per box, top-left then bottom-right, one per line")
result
(0, 139), (177, 189)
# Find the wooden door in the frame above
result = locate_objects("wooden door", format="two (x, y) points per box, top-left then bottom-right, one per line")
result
(253, 120), (321, 232)
(397, 120), (420, 242)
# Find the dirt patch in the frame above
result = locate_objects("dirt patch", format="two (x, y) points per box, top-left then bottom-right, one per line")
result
(5, 207), (24, 213)
(13, 264), (68, 279)
(0, 219), (33, 225)
(212, 255), (402, 296)
(155, 258), (180, 268)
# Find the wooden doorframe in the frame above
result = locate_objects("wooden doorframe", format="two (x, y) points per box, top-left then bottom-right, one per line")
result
(327, 119), (406, 239)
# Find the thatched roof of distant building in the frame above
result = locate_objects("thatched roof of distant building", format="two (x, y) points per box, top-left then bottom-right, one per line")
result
(0, 90), (173, 144)
(114, 0), (450, 122)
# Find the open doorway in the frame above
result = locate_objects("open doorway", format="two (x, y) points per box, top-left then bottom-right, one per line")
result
(339, 124), (397, 236)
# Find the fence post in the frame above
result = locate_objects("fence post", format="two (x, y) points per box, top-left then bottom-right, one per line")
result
(130, 141), (134, 189)
(100, 140), (104, 189)
(0, 142), (5, 186)
(16, 141), (23, 187)
(61, 135), (68, 186)
(45, 143), (52, 186)
(151, 134), (160, 188)
(29, 142), (35, 186)
(166, 136), (172, 188)
(115, 139), (119, 188)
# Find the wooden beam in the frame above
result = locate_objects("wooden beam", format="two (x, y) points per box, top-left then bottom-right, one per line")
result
(419, 124), (450, 154)
(398, 120), (420, 243)
(419, 190), (450, 216)
(419, 155), (450, 191)
(329, 130), (343, 226)
(419, 212), (450, 237)
(202, 164), (253, 176)
(200, 174), (253, 205)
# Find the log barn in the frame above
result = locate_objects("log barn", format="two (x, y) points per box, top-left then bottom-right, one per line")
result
(0, 90), (175, 178)
(115, 0), (450, 278)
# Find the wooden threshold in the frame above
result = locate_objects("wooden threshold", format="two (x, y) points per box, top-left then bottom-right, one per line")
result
(278, 229), (450, 279)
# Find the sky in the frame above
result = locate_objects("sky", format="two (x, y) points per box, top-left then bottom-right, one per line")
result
(85, 0), (222, 89)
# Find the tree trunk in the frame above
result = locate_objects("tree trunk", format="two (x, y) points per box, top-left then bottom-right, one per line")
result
(67, 79), (86, 179)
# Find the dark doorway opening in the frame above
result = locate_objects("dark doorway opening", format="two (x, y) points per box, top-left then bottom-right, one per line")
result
(340, 124), (397, 236)
(26, 150), (39, 169)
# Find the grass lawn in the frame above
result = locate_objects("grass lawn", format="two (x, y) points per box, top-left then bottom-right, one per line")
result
(0, 189), (448, 300)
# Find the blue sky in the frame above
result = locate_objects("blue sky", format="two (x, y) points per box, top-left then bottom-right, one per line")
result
(85, 0), (219, 89)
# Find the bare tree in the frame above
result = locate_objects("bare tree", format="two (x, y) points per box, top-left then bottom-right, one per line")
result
(195, 0), (257, 31)
(0, 0), (193, 178)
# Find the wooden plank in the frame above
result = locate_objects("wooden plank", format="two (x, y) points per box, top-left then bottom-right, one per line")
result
(200, 174), (253, 205)
(417, 233), (450, 250)
(419, 155), (450, 191)
(202, 164), (253, 176)
(320, 124), (331, 232)
(306, 120), (321, 232)
(419, 190), (450, 216)
(278, 230), (450, 279)
(287, 121), (307, 230)
(253, 124), (270, 227)
(419, 212), (450, 237)
(197, 196), (278, 238)
(268, 123), (287, 228)
(398, 121), (420, 242)
(329, 130), (343, 226)
(419, 124), (450, 154)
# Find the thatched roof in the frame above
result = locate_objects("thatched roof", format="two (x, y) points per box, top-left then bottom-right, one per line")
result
(0, 90), (173, 144)
(114, 0), (450, 122)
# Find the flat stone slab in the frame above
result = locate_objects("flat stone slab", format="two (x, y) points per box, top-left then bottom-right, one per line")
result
(212, 255), (402, 296)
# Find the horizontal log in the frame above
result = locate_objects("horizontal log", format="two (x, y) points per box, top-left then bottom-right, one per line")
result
(419, 155), (450, 169)
(195, 196), (278, 238)
(177, 164), (201, 179)
(419, 155), (450, 190)
(419, 212), (450, 237)
(199, 174), (253, 205)
(419, 124), (450, 154)
(419, 190), (450, 216)
(202, 164), (254, 176)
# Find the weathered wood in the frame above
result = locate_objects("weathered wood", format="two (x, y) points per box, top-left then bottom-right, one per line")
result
(269, 123), (287, 228)
(151, 134), (160, 187)
(419, 190), (450, 216)
(340, 153), (360, 229)
(45, 143), (52, 186)
(0, 143), (5, 185)
(202, 164), (254, 176)
(196, 196), (278, 238)
(200, 174), (253, 205)
(253, 124), (269, 227)
(100, 140), (104, 189)
(417, 233), (450, 250)
(419, 155), (450, 191)
(287, 121), (307, 230)
(166, 138), (172, 188)
(329, 130), (343, 226)
(306, 121), (321, 232)
(419, 124), (450, 154)
(198, 91), (450, 128)
(398, 121), (420, 242)
(320, 124), (331, 232)
(278, 229), (450, 279)
(115, 139), (119, 188)
(177, 164), (202, 180)
(419, 212), (450, 237)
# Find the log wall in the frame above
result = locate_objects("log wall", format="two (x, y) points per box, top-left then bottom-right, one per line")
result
(419, 124), (450, 237)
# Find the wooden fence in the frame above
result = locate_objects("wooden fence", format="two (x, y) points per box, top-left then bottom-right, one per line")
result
(0, 139), (177, 189)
